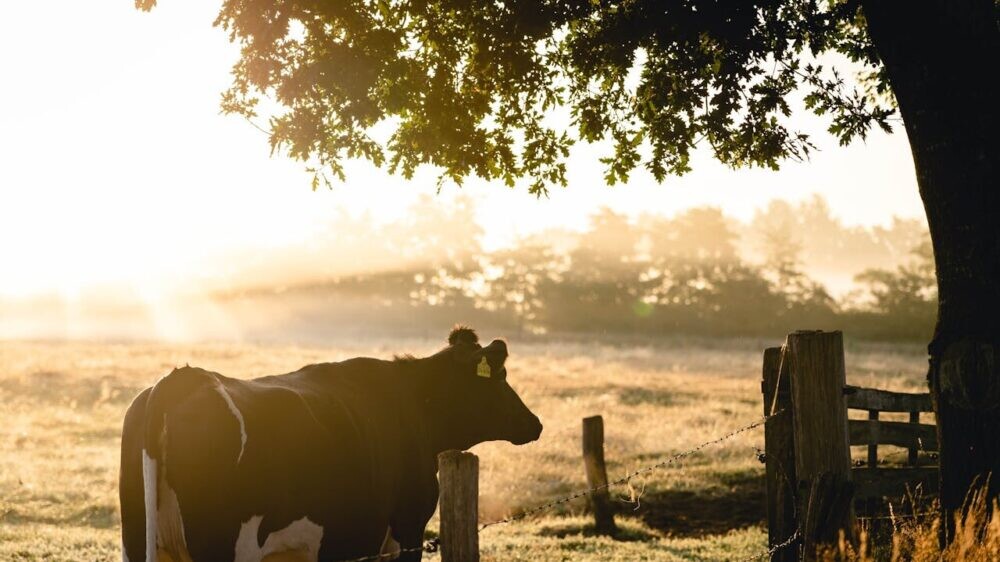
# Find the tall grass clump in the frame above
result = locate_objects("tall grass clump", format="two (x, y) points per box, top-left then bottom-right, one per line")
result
(821, 488), (1000, 561)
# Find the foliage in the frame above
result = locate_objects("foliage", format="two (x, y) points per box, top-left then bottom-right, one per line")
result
(138, 0), (896, 193)
(472, 243), (567, 334)
(842, 238), (936, 341)
(853, 240), (936, 317)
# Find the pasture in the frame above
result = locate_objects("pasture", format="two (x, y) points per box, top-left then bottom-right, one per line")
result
(0, 336), (929, 561)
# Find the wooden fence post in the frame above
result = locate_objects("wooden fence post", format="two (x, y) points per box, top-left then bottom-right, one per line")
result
(908, 411), (920, 466)
(868, 409), (880, 470)
(439, 450), (479, 562)
(762, 346), (800, 562)
(785, 330), (856, 560)
(582, 415), (617, 535)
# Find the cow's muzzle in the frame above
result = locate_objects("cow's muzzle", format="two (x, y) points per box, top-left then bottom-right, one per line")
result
(510, 415), (543, 445)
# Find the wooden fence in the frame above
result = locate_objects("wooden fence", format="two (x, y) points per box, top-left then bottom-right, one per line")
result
(762, 330), (939, 561)
(844, 385), (937, 502)
(435, 330), (937, 562)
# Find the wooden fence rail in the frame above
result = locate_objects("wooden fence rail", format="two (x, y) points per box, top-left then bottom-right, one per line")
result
(842, 384), (938, 502)
(848, 419), (937, 452)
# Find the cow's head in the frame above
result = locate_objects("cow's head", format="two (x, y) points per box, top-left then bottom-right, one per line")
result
(430, 326), (542, 451)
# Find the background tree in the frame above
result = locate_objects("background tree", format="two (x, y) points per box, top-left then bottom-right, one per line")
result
(648, 207), (739, 264)
(474, 242), (565, 335)
(855, 239), (937, 320)
(139, 0), (1000, 534)
(751, 200), (805, 280)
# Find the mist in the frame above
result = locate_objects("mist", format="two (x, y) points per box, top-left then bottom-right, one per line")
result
(0, 194), (932, 343)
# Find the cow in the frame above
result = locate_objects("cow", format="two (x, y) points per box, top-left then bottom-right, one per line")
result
(119, 327), (542, 562)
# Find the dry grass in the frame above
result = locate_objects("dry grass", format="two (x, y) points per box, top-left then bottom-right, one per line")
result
(0, 335), (929, 561)
(820, 488), (1000, 562)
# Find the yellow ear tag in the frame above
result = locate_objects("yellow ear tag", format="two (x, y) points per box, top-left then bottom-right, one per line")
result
(477, 357), (491, 378)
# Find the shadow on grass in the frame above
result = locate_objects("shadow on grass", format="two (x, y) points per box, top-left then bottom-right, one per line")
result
(551, 384), (700, 409)
(534, 521), (658, 542)
(0, 504), (119, 529)
(628, 470), (766, 538)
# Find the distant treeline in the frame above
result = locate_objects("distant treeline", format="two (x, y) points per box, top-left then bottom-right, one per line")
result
(222, 196), (936, 342)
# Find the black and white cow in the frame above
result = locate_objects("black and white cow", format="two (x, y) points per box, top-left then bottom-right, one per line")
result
(119, 327), (542, 562)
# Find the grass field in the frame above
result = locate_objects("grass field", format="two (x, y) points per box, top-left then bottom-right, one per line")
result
(0, 335), (930, 561)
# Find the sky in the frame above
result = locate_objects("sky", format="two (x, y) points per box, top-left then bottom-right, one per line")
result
(0, 1), (925, 300)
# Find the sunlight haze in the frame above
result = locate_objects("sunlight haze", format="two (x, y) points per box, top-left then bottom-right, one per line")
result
(1, 1), (923, 307)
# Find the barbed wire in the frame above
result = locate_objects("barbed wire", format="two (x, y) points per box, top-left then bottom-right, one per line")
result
(329, 537), (441, 562)
(479, 410), (785, 531)
(858, 511), (937, 522)
(737, 529), (800, 562)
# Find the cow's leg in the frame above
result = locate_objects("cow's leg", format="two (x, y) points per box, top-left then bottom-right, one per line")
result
(155, 551), (182, 562)
(120, 389), (151, 562)
(387, 510), (437, 562)
(385, 525), (423, 562)
(387, 469), (438, 562)
(380, 527), (402, 559)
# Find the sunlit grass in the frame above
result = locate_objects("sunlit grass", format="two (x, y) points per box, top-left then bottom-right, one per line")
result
(0, 336), (928, 561)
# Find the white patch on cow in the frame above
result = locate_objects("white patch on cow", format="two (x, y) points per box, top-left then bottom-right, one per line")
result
(142, 450), (158, 562)
(215, 384), (248, 463)
(156, 476), (190, 561)
(234, 516), (324, 562)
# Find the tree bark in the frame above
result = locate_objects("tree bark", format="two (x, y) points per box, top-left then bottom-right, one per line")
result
(861, 0), (1000, 541)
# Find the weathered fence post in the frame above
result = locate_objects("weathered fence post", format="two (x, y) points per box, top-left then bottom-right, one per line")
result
(582, 415), (617, 535)
(908, 411), (920, 466)
(439, 450), (479, 562)
(785, 330), (856, 560)
(868, 409), (880, 470)
(762, 346), (800, 562)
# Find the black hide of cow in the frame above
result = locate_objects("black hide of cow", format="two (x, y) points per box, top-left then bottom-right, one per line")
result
(119, 327), (542, 562)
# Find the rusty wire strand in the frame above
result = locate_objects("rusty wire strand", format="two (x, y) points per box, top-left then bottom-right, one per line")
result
(330, 537), (440, 562)
(858, 511), (936, 522)
(737, 529), (800, 562)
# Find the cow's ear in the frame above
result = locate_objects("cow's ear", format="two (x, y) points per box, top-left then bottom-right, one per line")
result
(477, 339), (508, 380)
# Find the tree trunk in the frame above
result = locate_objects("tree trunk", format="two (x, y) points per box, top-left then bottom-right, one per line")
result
(861, 0), (1000, 541)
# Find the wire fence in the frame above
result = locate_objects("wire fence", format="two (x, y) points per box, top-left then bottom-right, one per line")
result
(478, 410), (785, 531)
(738, 530), (800, 562)
(336, 410), (799, 562)
(337, 403), (945, 562)
(857, 511), (937, 523)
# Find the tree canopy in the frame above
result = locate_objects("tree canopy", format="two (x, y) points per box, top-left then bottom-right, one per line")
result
(138, 0), (897, 193)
